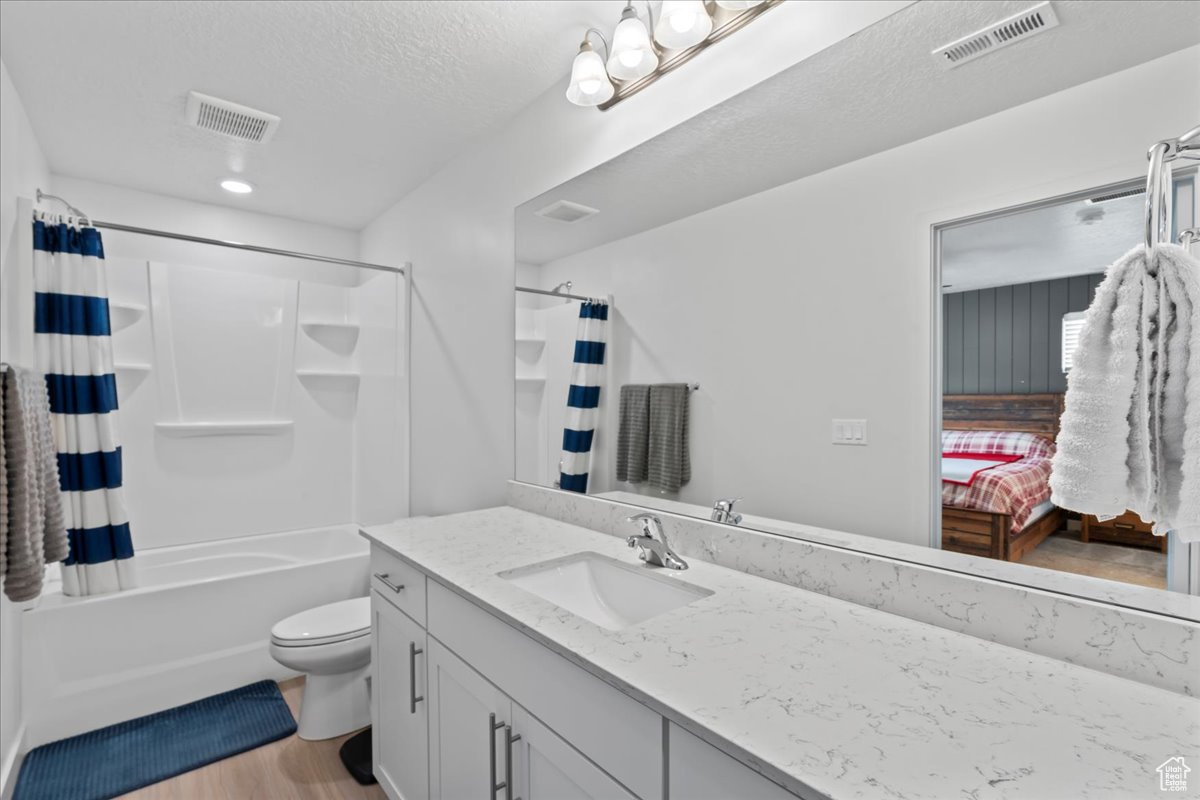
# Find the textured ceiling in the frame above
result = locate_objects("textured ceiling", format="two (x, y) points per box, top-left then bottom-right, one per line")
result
(0, 0), (625, 228)
(941, 187), (1146, 292)
(517, 0), (1200, 265)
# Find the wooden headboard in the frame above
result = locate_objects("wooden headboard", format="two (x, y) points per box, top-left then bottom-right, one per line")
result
(942, 393), (1065, 440)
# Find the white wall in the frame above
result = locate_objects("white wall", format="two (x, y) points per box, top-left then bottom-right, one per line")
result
(524, 46), (1200, 544)
(0, 57), (51, 795)
(360, 1), (910, 517)
(44, 177), (407, 547)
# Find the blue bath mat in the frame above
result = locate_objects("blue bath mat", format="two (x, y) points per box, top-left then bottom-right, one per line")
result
(14, 680), (296, 800)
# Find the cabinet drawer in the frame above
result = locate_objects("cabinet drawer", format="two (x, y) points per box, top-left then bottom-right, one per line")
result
(427, 579), (662, 800)
(1086, 510), (1153, 533)
(371, 546), (427, 626)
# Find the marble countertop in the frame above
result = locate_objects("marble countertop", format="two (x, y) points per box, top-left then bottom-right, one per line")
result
(362, 507), (1199, 800)
(596, 490), (1200, 622)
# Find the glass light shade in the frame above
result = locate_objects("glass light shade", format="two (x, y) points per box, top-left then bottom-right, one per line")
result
(220, 179), (253, 194)
(654, 0), (713, 50)
(607, 16), (658, 81)
(715, 0), (764, 9)
(565, 45), (615, 106)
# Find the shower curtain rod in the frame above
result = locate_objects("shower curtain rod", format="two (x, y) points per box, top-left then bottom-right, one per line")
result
(514, 285), (599, 302)
(90, 221), (406, 275)
(33, 190), (404, 275)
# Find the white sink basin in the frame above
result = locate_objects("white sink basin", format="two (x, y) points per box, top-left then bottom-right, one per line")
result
(499, 552), (713, 631)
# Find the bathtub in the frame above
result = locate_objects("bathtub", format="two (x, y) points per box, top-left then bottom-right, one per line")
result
(20, 525), (369, 748)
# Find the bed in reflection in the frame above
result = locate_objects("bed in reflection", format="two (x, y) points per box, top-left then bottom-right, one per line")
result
(940, 394), (1067, 561)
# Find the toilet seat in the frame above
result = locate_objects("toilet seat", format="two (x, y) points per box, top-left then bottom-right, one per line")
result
(271, 596), (370, 648)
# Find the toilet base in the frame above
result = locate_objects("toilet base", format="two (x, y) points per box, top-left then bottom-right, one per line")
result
(297, 664), (371, 740)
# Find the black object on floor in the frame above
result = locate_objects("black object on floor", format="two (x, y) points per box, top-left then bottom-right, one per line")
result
(340, 727), (377, 785)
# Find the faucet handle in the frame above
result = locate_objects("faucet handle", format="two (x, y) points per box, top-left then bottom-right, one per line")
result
(626, 513), (664, 539)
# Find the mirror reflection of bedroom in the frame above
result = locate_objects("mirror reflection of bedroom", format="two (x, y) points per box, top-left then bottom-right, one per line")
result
(938, 175), (1196, 590)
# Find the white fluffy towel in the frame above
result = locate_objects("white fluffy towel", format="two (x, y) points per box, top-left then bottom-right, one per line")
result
(1050, 243), (1200, 542)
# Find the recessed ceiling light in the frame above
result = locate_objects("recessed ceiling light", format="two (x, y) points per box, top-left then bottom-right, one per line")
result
(220, 179), (254, 194)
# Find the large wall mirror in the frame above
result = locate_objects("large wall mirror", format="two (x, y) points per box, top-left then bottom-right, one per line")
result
(512, 1), (1200, 614)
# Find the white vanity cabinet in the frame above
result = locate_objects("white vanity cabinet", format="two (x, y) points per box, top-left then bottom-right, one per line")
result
(371, 589), (429, 800)
(426, 637), (636, 800)
(426, 638), (512, 800)
(369, 543), (799, 800)
(510, 704), (639, 800)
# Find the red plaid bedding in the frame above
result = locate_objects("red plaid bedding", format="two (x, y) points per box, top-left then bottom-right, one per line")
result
(941, 430), (1055, 532)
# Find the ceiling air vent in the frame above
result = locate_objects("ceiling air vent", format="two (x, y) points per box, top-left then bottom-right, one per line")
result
(1085, 186), (1145, 205)
(932, 2), (1060, 70)
(535, 200), (599, 224)
(186, 91), (280, 144)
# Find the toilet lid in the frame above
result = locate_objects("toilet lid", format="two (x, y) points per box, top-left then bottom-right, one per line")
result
(271, 596), (370, 647)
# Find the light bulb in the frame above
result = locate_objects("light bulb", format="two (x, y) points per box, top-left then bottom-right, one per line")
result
(669, 10), (696, 31)
(608, 9), (659, 81)
(654, 1), (712, 50)
(566, 41), (615, 106)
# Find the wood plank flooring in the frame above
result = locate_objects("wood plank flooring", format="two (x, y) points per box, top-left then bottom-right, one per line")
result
(1019, 529), (1167, 589)
(118, 678), (386, 800)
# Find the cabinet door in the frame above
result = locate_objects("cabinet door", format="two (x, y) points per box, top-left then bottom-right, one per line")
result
(427, 638), (513, 800)
(511, 704), (638, 800)
(372, 590), (429, 800)
(669, 724), (798, 800)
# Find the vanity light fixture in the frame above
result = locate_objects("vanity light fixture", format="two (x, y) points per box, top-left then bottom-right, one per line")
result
(565, 0), (778, 110)
(566, 30), (616, 106)
(220, 178), (254, 194)
(654, 0), (713, 50)
(608, 3), (658, 81)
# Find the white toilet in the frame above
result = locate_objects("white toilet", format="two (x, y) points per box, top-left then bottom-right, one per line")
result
(269, 596), (371, 740)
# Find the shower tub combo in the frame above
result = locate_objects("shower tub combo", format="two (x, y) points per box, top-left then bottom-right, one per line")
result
(20, 524), (369, 748)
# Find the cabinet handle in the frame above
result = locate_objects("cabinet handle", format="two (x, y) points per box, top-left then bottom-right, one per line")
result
(408, 642), (424, 713)
(505, 724), (522, 800)
(489, 713), (506, 797)
(1114, 522), (1136, 530)
(374, 572), (404, 593)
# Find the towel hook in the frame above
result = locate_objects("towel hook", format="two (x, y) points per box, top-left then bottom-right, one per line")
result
(1144, 142), (1172, 253)
(1145, 124), (1200, 254)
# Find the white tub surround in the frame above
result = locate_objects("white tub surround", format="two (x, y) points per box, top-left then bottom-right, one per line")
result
(511, 482), (1199, 697)
(21, 525), (369, 748)
(362, 508), (1198, 800)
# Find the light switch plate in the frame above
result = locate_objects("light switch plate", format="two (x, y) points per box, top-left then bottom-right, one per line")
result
(832, 419), (868, 445)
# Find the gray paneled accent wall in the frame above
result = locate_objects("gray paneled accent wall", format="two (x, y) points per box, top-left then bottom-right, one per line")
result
(943, 273), (1103, 394)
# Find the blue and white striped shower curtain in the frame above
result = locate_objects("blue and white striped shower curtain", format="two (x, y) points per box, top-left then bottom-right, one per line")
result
(34, 214), (136, 596)
(559, 300), (608, 493)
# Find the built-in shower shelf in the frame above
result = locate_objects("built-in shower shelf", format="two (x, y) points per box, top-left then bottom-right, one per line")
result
(297, 369), (361, 388)
(515, 337), (546, 355)
(113, 362), (152, 374)
(109, 302), (147, 333)
(155, 420), (294, 437)
(515, 376), (546, 387)
(300, 321), (360, 353)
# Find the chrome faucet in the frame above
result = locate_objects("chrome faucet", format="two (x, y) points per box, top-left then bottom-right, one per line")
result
(626, 513), (688, 570)
(711, 497), (743, 525)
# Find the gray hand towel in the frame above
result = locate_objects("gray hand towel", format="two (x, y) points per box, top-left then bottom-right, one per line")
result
(616, 384), (650, 483)
(648, 383), (691, 492)
(1, 366), (68, 601)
